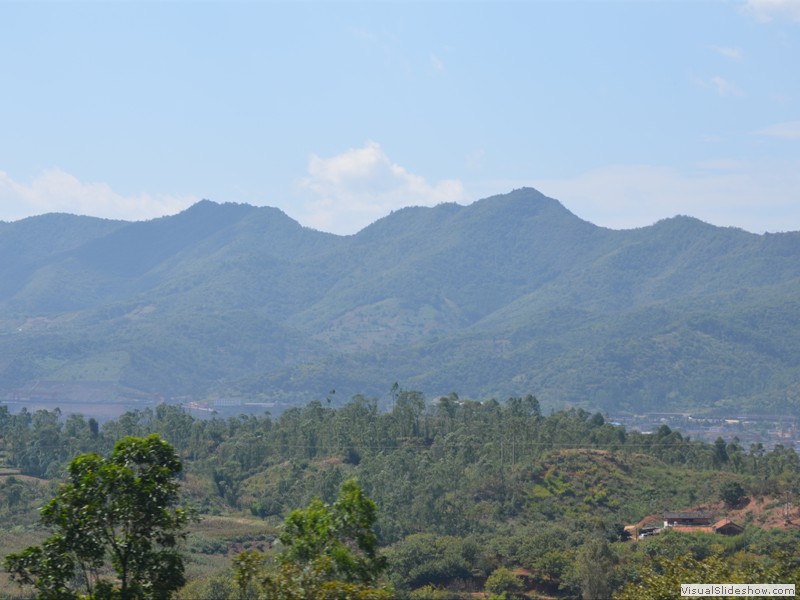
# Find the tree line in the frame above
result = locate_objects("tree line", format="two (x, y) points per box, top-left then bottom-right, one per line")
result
(2, 389), (800, 598)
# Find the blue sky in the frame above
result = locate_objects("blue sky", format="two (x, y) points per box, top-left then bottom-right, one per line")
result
(1, 0), (799, 234)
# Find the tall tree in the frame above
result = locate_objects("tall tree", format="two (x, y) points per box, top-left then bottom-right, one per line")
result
(575, 537), (616, 600)
(259, 479), (391, 599)
(5, 434), (193, 599)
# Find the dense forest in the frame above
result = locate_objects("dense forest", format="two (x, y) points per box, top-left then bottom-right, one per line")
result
(3, 188), (800, 415)
(1, 391), (799, 598)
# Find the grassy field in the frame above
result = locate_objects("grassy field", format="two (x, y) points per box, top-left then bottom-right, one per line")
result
(0, 513), (278, 599)
(0, 527), (46, 600)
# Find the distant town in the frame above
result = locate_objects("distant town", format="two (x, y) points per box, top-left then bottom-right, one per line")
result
(609, 411), (799, 450)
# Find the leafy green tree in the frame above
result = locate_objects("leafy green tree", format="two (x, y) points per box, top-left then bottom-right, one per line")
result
(384, 533), (481, 591)
(4, 434), (193, 599)
(408, 585), (452, 599)
(575, 537), (616, 600)
(713, 436), (729, 468)
(259, 479), (391, 599)
(719, 480), (746, 508)
(614, 553), (798, 600)
(232, 550), (265, 599)
(0, 475), (24, 508)
(484, 566), (524, 598)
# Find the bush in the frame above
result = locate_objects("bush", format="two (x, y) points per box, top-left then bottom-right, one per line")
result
(720, 481), (746, 508)
(485, 566), (524, 598)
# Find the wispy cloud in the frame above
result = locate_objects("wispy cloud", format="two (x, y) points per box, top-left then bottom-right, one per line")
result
(693, 75), (744, 97)
(466, 149), (486, 172)
(755, 120), (800, 139)
(349, 26), (378, 43)
(742, 0), (800, 22)
(712, 45), (743, 59)
(298, 141), (463, 234)
(430, 53), (445, 73)
(0, 168), (198, 222)
(710, 76), (744, 97)
(694, 158), (750, 170)
(530, 161), (800, 233)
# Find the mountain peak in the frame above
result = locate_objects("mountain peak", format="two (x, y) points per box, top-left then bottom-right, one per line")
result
(5, 188), (800, 415)
(467, 187), (592, 232)
(178, 199), (258, 220)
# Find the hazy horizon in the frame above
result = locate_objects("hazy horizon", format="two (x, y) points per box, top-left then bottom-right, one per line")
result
(2, 1), (799, 234)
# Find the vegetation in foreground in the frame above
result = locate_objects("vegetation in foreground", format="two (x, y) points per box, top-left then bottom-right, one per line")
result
(5, 435), (191, 599)
(1, 391), (799, 598)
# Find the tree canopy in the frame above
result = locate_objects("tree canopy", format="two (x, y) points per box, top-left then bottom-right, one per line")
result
(239, 479), (391, 600)
(4, 434), (192, 599)
(4, 397), (800, 599)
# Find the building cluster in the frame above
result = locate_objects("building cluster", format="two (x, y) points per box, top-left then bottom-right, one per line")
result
(626, 511), (744, 539)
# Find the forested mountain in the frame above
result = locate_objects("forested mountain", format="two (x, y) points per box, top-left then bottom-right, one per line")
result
(2, 188), (800, 414)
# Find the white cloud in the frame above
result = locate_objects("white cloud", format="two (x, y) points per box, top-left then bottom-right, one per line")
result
(694, 158), (750, 170)
(743, 0), (800, 22)
(755, 120), (800, 139)
(530, 161), (800, 233)
(466, 149), (486, 172)
(430, 53), (445, 72)
(712, 45), (743, 59)
(710, 76), (744, 97)
(349, 26), (378, 43)
(0, 168), (198, 222)
(693, 75), (745, 97)
(298, 141), (464, 234)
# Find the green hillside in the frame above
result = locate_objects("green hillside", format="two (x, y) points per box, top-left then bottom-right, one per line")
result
(3, 399), (799, 599)
(2, 188), (800, 414)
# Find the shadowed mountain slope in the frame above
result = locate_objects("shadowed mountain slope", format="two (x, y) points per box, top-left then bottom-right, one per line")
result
(2, 188), (799, 414)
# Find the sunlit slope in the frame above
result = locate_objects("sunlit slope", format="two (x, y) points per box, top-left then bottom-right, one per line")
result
(2, 188), (799, 412)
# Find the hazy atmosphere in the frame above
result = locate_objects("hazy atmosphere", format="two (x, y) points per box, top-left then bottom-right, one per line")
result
(2, 0), (799, 234)
(4, 3), (800, 599)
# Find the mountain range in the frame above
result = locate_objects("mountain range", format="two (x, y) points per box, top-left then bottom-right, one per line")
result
(2, 187), (800, 415)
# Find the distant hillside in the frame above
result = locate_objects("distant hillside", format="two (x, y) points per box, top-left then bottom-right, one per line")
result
(2, 188), (800, 414)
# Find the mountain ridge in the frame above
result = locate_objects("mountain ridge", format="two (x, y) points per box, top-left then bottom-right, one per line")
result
(2, 188), (799, 414)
